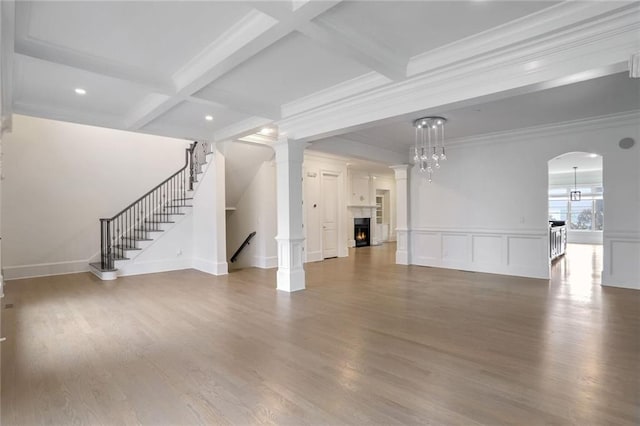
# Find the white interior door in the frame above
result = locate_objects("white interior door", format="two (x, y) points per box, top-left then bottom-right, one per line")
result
(322, 173), (339, 259)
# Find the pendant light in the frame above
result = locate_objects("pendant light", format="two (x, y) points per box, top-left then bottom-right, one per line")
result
(570, 166), (581, 201)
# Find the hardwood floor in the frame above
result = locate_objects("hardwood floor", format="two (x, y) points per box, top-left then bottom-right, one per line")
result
(2, 243), (639, 425)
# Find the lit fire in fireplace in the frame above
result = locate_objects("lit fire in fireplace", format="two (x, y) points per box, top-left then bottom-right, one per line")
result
(356, 231), (367, 241)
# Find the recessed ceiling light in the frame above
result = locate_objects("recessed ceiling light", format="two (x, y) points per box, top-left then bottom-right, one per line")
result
(205, 115), (213, 121)
(589, 153), (598, 158)
(74, 88), (86, 95)
(260, 127), (273, 135)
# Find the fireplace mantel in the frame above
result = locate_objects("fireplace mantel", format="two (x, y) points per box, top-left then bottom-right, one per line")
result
(347, 205), (376, 208)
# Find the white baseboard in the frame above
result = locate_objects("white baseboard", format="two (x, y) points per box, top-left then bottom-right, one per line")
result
(3, 260), (91, 281)
(305, 250), (322, 263)
(192, 258), (228, 275)
(254, 255), (277, 269)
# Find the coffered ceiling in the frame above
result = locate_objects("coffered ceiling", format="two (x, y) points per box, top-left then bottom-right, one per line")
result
(1, 1), (638, 165)
(313, 71), (640, 157)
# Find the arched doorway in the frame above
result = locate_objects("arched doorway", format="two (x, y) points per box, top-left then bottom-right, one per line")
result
(548, 152), (603, 287)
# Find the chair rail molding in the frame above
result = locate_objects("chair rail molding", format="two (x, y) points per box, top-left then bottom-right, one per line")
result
(410, 227), (550, 280)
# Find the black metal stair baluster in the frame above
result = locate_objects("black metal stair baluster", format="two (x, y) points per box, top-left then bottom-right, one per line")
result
(97, 141), (198, 271)
(153, 189), (156, 231)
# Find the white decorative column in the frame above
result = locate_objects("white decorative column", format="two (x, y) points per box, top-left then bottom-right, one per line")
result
(391, 165), (410, 265)
(273, 137), (306, 292)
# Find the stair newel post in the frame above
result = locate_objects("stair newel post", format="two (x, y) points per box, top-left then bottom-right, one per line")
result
(106, 219), (112, 269)
(100, 219), (106, 269)
(189, 144), (195, 191)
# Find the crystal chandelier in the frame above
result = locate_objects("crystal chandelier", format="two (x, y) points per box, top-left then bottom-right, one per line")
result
(413, 116), (447, 182)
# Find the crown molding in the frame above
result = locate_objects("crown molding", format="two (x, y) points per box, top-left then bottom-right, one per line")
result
(407, 1), (637, 76)
(309, 136), (406, 165)
(278, 2), (640, 142)
(281, 71), (391, 118)
(446, 110), (640, 150)
(14, 101), (125, 131)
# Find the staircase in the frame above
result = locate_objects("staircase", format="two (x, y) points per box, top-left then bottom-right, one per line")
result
(89, 141), (212, 280)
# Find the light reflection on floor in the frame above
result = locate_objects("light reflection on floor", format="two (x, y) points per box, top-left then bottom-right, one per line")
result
(543, 243), (607, 420)
(550, 243), (602, 300)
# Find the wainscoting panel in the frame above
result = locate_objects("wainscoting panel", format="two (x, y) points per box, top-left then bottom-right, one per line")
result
(471, 235), (502, 266)
(603, 232), (640, 289)
(411, 228), (549, 279)
(507, 236), (544, 268)
(412, 232), (441, 263)
(442, 234), (468, 268)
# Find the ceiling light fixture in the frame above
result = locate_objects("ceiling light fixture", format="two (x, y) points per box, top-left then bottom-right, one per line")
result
(260, 127), (273, 135)
(589, 153), (598, 158)
(412, 116), (447, 183)
(205, 115), (213, 121)
(74, 88), (86, 95)
(570, 166), (581, 201)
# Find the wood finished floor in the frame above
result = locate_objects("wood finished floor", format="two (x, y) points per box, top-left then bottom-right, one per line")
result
(2, 243), (639, 425)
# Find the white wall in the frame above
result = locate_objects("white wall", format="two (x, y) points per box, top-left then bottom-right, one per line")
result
(226, 160), (277, 269)
(409, 113), (640, 289)
(1, 115), (191, 279)
(192, 147), (228, 275)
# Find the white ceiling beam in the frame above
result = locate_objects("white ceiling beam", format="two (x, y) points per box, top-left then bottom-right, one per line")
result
(245, 1), (293, 21)
(126, 1), (343, 133)
(188, 89), (280, 120)
(125, 93), (178, 130)
(279, 2), (640, 141)
(299, 17), (407, 81)
(1, 0), (15, 133)
(309, 137), (407, 165)
(15, 39), (176, 95)
(213, 116), (274, 144)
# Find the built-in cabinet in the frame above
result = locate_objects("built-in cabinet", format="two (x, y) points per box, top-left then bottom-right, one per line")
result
(550, 222), (567, 261)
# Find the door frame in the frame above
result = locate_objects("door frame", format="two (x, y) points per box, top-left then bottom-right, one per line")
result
(320, 169), (344, 259)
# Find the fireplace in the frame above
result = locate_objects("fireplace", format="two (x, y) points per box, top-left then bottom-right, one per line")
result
(354, 218), (370, 247)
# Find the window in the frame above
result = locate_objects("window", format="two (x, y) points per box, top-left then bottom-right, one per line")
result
(549, 199), (568, 222)
(569, 199), (593, 230)
(548, 184), (603, 231)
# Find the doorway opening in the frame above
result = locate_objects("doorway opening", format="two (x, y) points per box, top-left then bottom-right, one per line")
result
(375, 189), (391, 243)
(548, 152), (603, 285)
